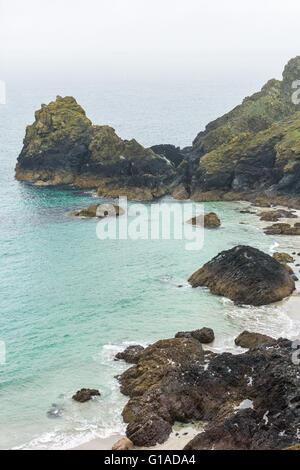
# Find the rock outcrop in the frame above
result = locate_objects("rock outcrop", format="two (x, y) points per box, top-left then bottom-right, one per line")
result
(188, 245), (295, 305)
(234, 331), (275, 348)
(115, 345), (145, 364)
(15, 96), (175, 200)
(259, 209), (297, 221)
(188, 57), (300, 202)
(175, 327), (215, 344)
(72, 388), (101, 403)
(186, 212), (221, 228)
(264, 223), (300, 235)
(68, 203), (124, 218)
(118, 336), (300, 449)
(273, 252), (294, 263)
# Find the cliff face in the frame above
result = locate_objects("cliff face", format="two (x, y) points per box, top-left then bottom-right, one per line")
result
(16, 96), (175, 200)
(189, 56), (300, 202)
(15, 57), (300, 202)
(193, 57), (300, 156)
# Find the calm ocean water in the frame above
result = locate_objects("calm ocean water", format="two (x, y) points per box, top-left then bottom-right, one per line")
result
(1, 75), (300, 449)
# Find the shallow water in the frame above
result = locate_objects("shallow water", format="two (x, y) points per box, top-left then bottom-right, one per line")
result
(1, 77), (300, 449)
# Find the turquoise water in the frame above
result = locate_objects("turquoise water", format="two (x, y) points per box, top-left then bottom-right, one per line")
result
(1, 77), (300, 449)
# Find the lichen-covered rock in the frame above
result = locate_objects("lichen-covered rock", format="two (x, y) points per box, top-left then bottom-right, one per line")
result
(188, 245), (295, 305)
(273, 252), (294, 263)
(234, 331), (275, 349)
(186, 212), (221, 228)
(72, 388), (101, 403)
(115, 345), (145, 364)
(193, 57), (300, 156)
(16, 96), (175, 200)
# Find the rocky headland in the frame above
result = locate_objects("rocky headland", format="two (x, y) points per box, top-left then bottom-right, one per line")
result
(16, 57), (300, 206)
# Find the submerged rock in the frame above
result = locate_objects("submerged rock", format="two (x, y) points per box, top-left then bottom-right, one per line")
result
(72, 388), (101, 403)
(186, 212), (221, 228)
(234, 331), (275, 349)
(115, 345), (145, 364)
(188, 245), (295, 306)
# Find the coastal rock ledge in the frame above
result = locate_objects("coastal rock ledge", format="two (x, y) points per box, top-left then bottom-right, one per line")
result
(118, 336), (300, 450)
(188, 245), (295, 306)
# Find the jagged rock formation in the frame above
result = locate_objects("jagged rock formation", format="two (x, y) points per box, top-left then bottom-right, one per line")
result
(115, 345), (145, 364)
(188, 57), (300, 202)
(118, 336), (300, 449)
(72, 388), (101, 403)
(15, 96), (175, 200)
(175, 327), (215, 344)
(188, 245), (295, 305)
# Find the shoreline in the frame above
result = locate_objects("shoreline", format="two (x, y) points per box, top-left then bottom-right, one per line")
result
(71, 200), (300, 451)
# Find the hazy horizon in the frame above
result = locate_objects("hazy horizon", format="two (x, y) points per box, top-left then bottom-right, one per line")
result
(1, 0), (300, 82)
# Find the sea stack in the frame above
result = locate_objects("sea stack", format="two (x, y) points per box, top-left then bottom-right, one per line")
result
(15, 96), (175, 200)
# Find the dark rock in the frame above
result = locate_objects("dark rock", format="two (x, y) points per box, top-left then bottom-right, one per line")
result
(188, 245), (295, 305)
(175, 328), (215, 344)
(235, 331), (275, 348)
(150, 144), (185, 168)
(72, 388), (101, 403)
(119, 336), (300, 450)
(115, 345), (145, 364)
(16, 96), (175, 200)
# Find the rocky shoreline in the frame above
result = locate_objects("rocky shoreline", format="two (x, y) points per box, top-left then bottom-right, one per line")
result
(15, 57), (300, 206)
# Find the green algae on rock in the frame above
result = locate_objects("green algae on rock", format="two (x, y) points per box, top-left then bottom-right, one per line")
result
(16, 96), (175, 200)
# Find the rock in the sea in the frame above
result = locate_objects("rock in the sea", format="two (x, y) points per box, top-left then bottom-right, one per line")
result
(72, 388), (101, 403)
(119, 335), (300, 450)
(175, 328), (215, 344)
(260, 209), (297, 221)
(16, 96), (175, 200)
(264, 223), (300, 235)
(234, 331), (275, 349)
(186, 212), (221, 228)
(188, 245), (295, 305)
(273, 252), (294, 263)
(115, 345), (145, 364)
(68, 203), (124, 218)
(112, 437), (134, 451)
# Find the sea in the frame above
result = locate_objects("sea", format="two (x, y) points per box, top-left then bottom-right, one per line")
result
(1, 71), (300, 449)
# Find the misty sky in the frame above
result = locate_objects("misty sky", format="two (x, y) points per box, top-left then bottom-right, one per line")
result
(1, 0), (300, 81)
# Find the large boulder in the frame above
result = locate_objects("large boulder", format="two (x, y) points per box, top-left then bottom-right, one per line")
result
(188, 245), (295, 306)
(68, 203), (124, 218)
(234, 331), (275, 349)
(259, 209), (296, 221)
(273, 252), (294, 263)
(264, 223), (300, 235)
(15, 96), (175, 200)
